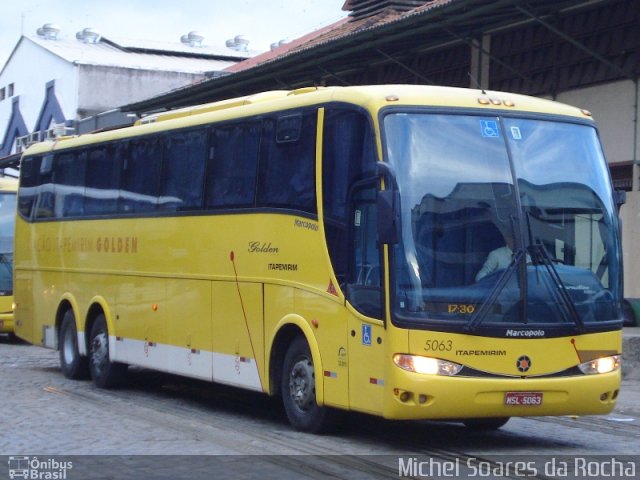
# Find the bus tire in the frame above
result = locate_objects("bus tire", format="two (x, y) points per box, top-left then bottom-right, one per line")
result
(88, 314), (126, 388)
(463, 417), (510, 430)
(59, 310), (89, 380)
(281, 336), (335, 433)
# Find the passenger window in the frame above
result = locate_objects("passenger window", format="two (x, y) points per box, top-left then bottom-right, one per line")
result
(120, 137), (162, 213)
(257, 111), (317, 213)
(161, 130), (206, 211)
(205, 123), (260, 208)
(85, 144), (123, 215)
(54, 151), (87, 218)
(18, 156), (41, 219)
(34, 154), (55, 219)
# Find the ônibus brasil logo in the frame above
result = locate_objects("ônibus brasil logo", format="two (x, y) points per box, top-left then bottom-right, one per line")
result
(8, 456), (73, 479)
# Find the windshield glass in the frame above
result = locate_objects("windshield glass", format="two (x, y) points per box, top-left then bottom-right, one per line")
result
(384, 112), (621, 331)
(0, 192), (16, 294)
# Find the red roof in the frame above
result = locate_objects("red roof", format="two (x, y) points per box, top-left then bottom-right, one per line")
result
(225, 18), (350, 73)
(225, 0), (453, 73)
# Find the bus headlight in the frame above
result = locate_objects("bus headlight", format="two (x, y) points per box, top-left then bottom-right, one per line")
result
(393, 354), (463, 376)
(578, 355), (621, 375)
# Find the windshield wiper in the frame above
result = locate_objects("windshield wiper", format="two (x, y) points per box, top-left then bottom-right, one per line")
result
(466, 249), (524, 333)
(529, 243), (585, 332)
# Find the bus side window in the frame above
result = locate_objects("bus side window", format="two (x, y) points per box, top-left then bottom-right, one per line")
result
(18, 156), (41, 219)
(257, 111), (317, 213)
(85, 144), (122, 216)
(34, 154), (54, 219)
(161, 129), (207, 211)
(120, 137), (162, 213)
(205, 123), (260, 208)
(54, 151), (87, 218)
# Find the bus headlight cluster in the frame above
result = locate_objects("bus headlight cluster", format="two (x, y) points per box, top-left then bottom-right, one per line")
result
(393, 354), (463, 376)
(578, 355), (621, 375)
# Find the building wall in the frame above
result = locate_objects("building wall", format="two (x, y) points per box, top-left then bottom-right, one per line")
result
(77, 65), (205, 118)
(556, 80), (638, 166)
(555, 79), (640, 299)
(0, 35), (237, 147)
(620, 191), (640, 299)
(0, 39), (77, 152)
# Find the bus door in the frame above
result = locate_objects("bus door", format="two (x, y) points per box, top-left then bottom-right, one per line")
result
(320, 106), (383, 413)
(346, 182), (386, 414)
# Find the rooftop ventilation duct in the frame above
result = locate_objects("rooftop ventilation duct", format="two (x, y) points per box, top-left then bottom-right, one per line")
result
(36, 24), (61, 40)
(76, 28), (101, 44)
(270, 39), (289, 51)
(180, 31), (205, 47)
(226, 35), (249, 52)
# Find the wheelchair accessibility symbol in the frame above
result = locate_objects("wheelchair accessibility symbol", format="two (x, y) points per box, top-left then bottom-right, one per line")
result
(362, 324), (372, 346)
(480, 120), (500, 138)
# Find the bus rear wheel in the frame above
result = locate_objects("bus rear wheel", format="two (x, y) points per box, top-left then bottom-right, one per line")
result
(59, 310), (89, 380)
(88, 314), (126, 388)
(281, 336), (335, 433)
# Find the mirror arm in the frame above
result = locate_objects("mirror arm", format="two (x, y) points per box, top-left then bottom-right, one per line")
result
(376, 162), (401, 245)
(376, 162), (398, 191)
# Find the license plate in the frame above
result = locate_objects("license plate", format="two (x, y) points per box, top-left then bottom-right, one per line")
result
(504, 391), (543, 406)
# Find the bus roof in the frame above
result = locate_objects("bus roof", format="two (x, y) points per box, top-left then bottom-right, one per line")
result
(23, 85), (594, 156)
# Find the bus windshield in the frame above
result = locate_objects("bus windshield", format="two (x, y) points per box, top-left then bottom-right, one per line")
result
(384, 112), (621, 331)
(0, 191), (16, 294)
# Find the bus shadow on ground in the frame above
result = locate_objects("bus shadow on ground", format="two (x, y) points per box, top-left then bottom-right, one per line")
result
(116, 366), (571, 451)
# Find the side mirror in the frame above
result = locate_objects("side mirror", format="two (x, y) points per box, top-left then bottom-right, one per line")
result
(377, 189), (400, 245)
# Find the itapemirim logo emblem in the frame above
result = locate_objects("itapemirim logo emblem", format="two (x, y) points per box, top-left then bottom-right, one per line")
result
(516, 355), (532, 373)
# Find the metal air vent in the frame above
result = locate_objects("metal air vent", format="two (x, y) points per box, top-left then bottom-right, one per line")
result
(36, 24), (61, 40)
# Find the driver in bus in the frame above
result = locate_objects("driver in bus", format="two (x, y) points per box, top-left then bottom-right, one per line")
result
(475, 232), (517, 282)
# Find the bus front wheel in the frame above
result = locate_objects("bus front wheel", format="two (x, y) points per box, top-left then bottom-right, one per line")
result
(59, 310), (89, 380)
(88, 314), (126, 388)
(281, 336), (334, 433)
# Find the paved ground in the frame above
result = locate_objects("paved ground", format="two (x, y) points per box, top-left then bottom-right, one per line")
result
(0, 331), (638, 479)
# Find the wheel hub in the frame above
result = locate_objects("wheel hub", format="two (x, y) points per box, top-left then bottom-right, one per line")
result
(289, 358), (315, 411)
(91, 332), (108, 374)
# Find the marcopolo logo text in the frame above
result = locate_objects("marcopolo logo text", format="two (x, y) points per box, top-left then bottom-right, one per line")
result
(506, 329), (546, 338)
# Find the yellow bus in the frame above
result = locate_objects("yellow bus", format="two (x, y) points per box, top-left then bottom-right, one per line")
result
(14, 85), (623, 432)
(0, 176), (18, 339)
